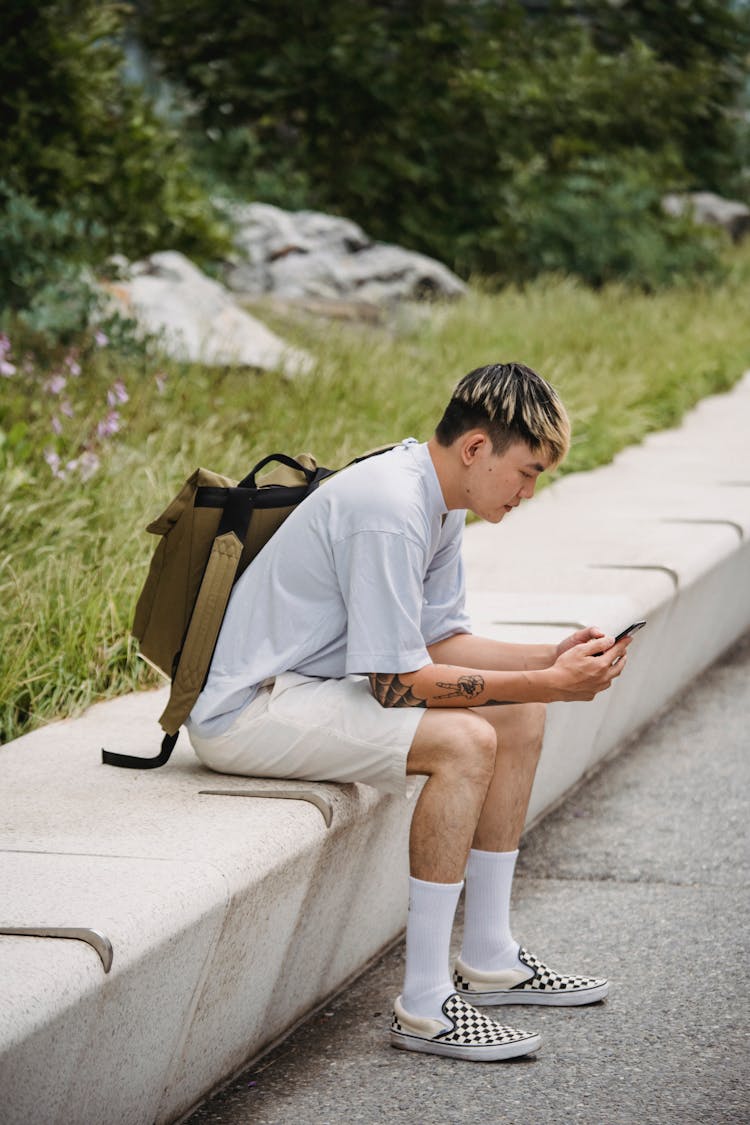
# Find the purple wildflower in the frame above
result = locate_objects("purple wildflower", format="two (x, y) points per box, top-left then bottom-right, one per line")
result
(0, 334), (16, 376)
(78, 451), (101, 481)
(46, 373), (67, 395)
(94, 330), (109, 348)
(97, 410), (121, 439)
(44, 448), (65, 479)
(65, 352), (82, 377)
(51, 416), (63, 436)
(60, 399), (74, 418)
(107, 380), (129, 406)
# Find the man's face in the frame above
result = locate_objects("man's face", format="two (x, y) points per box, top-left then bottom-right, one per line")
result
(462, 436), (549, 523)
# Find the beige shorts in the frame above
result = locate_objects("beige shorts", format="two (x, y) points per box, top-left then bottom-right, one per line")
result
(187, 672), (425, 796)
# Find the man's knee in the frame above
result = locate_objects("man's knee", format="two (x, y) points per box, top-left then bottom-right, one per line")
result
(525, 701), (547, 742)
(482, 701), (546, 757)
(409, 709), (497, 787)
(456, 713), (498, 786)
(511, 701), (546, 757)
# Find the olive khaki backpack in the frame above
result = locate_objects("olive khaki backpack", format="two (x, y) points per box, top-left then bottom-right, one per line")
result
(102, 448), (392, 770)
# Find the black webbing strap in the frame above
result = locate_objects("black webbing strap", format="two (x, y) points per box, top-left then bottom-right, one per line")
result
(238, 452), (317, 489)
(216, 486), (254, 540)
(102, 731), (178, 770)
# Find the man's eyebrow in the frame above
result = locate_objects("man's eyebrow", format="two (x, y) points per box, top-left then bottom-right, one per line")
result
(527, 462), (546, 473)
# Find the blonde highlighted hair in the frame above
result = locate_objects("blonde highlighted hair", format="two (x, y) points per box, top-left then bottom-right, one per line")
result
(435, 362), (570, 467)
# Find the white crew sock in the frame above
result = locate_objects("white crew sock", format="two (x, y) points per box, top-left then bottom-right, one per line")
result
(401, 876), (463, 1023)
(460, 848), (528, 973)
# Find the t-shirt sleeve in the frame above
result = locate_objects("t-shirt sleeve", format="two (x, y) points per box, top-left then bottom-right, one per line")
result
(332, 529), (432, 674)
(421, 512), (472, 645)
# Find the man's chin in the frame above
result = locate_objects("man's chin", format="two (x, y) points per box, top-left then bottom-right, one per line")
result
(469, 507), (508, 524)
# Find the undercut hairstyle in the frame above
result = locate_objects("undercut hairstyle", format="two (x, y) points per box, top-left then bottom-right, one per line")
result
(434, 362), (570, 466)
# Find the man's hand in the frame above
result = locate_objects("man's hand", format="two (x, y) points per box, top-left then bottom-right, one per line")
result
(547, 633), (632, 702)
(555, 625), (606, 660)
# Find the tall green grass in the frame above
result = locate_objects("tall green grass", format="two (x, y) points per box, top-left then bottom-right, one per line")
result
(2, 250), (750, 742)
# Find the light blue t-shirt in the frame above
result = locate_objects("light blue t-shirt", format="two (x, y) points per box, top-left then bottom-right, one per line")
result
(188, 439), (471, 737)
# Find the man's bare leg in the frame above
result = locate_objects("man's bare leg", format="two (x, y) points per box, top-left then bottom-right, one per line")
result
(393, 708), (544, 1057)
(449, 701), (610, 1004)
(405, 708), (497, 882)
(405, 701), (546, 875)
(398, 702), (547, 1030)
(472, 702), (547, 852)
(459, 702), (545, 976)
(398, 708), (496, 1021)
(401, 701), (546, 1021)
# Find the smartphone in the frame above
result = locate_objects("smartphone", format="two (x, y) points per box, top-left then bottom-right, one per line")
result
(614, 620), (647, 643)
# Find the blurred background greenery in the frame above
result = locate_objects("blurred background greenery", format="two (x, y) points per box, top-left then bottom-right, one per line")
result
(2, 0), (750, 741)
(3, 0), (750, 308)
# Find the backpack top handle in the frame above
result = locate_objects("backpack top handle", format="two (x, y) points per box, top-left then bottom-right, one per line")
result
(239, 453), (318, 490)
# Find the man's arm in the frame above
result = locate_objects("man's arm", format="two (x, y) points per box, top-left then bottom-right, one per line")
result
(369, 633), (632, 708)
(428, 633), (556, 673)
(427, 626), (607, 673)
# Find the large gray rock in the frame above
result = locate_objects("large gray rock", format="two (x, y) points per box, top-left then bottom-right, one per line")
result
(662, 191), (750, 243)
(102, 251), (313, 376)
(224, 202), (467, 304)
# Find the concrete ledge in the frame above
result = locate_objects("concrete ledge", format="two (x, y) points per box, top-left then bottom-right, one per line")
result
(2, 372), (749, 1123)
(0, 696), (417, 1123)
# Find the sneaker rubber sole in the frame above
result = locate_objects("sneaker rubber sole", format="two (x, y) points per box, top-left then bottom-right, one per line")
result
(390, 1028), (541, 1061)
(462, 979), (609, 1006)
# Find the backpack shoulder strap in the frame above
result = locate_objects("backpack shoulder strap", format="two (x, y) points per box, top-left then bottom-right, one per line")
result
(157, 527), (244, 735)
(101, 492), (253, 769)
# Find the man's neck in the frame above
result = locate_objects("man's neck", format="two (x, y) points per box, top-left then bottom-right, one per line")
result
(426, 436), (459, 511)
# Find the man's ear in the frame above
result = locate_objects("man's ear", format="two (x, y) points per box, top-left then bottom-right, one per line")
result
(459, 430), (490, 467)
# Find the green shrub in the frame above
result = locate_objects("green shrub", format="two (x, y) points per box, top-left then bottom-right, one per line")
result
(136, 0), (749, 286)
(0, 0), (231, 266)
(576, 0), (750, 192)
(495, 155), (724, 290)
(0, 183), (105, 340)
(188, 126), (316, 212)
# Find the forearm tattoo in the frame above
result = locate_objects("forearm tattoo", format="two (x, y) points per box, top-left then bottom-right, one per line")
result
(369, 671), (510, 708)
(435, 675), (484, 700)
(368, 673), (428, 707)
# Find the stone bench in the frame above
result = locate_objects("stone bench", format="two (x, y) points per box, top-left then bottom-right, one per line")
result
(1, 372), (749, 1124)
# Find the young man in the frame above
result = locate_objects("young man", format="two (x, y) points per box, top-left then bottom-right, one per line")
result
(188, 362), (631, 1062)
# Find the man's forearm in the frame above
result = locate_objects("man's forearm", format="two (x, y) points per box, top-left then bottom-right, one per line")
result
(427, 632), (557, 673)
(369, 662), (554, 709)
(371, 630), (631, 709)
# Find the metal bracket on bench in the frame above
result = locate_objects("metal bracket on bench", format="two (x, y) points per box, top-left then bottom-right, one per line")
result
(198, 788), (334, 828)
(660, 517), (744, 541)
(0, 927), (114, 973)
(589, 562), (680, 589)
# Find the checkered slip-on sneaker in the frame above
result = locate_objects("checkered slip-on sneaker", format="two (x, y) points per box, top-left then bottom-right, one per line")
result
(453, 947), (609, 1006)
(390, 993), (540, 1061)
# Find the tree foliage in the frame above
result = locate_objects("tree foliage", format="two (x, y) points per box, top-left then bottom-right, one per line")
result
(0, 0), (230, 265)
(1, 0), (747, 296)
(136, 0), (750, 284)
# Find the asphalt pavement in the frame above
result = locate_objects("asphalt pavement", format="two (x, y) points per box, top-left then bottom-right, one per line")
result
(186, 630), (750, 1125)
